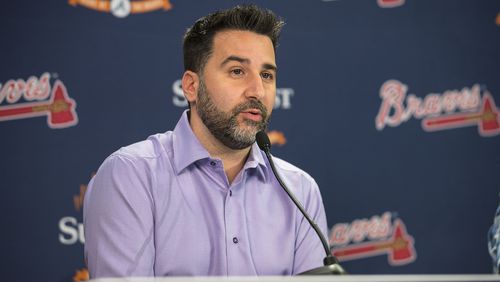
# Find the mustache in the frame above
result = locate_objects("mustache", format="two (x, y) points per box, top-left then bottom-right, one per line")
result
(232, 100), (268, 119)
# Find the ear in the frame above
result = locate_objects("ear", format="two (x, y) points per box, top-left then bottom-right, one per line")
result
(182, 70), (199, 105)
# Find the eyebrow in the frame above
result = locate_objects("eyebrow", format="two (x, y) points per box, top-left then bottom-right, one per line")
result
(220, 55), (277, 72)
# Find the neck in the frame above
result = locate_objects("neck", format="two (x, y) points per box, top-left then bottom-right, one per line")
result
(189, 110), (251, 184)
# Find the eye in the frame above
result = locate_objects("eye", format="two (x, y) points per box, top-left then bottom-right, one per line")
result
(230, 68), (244, 76)
(261, 72), (274, 80)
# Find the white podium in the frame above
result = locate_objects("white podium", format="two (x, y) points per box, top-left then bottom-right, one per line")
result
(91, 275), (500, 282)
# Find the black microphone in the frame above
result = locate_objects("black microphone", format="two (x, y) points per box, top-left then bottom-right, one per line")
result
(255, 131), (347, 275)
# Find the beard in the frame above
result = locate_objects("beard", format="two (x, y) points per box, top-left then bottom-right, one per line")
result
(195, 79), (270, 150)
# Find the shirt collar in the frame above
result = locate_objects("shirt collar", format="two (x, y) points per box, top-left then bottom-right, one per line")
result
(244, 142), (269, 181)
(172, 110), (269, 180)
(172, 110), (211, 173)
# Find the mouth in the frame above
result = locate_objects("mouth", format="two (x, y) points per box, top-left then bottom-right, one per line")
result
(239, 109), (263, 122)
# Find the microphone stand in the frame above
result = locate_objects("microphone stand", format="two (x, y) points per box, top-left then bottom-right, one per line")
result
(256, 131), (347, 275)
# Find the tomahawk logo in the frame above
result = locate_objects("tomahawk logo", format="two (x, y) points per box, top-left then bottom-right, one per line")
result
(0, 73), (78, 129)
(329, 212), (416, 265)
(376, 80), (500, 137)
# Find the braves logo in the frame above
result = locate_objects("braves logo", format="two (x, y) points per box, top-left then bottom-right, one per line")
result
(0, 73), (78, 129)
(329, 212), (416, 266)
(68, 0), (172, 18)
(375, 80), (500, 137)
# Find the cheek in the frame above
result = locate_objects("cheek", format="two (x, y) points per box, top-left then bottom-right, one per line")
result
(216, 93), (240, 113)
(265, 92), (276, 111)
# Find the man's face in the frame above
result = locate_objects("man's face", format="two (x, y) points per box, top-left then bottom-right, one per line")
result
(194, 30), (277, 150)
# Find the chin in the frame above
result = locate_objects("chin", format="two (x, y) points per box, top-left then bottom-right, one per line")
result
(240, 125), (260, 135)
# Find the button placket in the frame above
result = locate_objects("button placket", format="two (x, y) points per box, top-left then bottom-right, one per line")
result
(226, 174), (250, 274)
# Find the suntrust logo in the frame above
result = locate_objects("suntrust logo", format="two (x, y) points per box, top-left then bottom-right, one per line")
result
(58, 176), (92, 281)
(375, 80), (500, 137)
(329, 212), (416, 266)
(58, 175), (93, 245)
(171, 79), (294, 110)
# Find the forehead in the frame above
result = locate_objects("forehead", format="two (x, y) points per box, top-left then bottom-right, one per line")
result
(210, 30), (276, 64)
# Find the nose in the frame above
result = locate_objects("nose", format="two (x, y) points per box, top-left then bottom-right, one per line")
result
(244, 72), (265, 100)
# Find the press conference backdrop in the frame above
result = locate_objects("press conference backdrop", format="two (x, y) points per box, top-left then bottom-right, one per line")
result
(1, 0), (499, 281)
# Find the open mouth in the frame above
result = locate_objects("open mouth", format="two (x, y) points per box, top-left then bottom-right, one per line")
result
(240, 109), (263, 121)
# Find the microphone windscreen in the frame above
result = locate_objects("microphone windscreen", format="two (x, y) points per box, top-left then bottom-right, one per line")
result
(256, 131), (271, 151)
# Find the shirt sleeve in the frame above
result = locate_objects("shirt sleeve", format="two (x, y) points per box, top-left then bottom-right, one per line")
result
(84, 153), (155, 278)
(292, 176), (329, 275)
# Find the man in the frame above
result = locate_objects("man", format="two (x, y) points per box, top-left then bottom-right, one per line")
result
(84, 5), (329, 277)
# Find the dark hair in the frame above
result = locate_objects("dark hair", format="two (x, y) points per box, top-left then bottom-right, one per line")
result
(183, 4), (284, 73)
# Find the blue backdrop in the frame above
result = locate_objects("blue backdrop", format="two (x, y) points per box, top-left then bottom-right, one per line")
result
(1, 0), (500, 281)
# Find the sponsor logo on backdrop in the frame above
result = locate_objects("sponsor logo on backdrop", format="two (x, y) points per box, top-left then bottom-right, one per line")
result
(59, 175), (92, 281)
(0, 73), (78, 129)
(329, 212), (416, 265)
(375, 80), (500, 137)
(267, 130), (287, 146)
(68, 0), (172, 18)
(172, 79), (295, 110)
(496, 13), (500, 27)
(59, 203), (85, 245)
(377, 0), (405, 8)
(73, 269), (89, 282)
(58, 174), (93, 245)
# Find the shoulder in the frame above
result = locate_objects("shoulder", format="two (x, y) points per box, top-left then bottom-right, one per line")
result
(113, 132), (173, 161)
(86, 132), (174, 205)
(91, 131), (174, 188)
(271, 155), (317, 186)
(267, 155), (322, 202)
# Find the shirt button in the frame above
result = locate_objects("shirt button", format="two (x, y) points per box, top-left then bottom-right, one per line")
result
(229, 190), (232, 197)
(210, 161), (216, 166)
(233, 237), (239, 244)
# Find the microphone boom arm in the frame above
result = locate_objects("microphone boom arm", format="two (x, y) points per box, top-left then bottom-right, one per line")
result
(263, 149), (331, 257)
(256, 131), (346, 275)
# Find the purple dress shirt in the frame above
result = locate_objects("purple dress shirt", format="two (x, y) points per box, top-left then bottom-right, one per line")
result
(84, 110), (328, 278)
